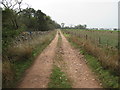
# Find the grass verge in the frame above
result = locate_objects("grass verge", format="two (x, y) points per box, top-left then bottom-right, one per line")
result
(63, 32), (119, 88)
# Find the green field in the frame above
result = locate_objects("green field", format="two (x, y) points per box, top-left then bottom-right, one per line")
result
(63, 29), (118, 49)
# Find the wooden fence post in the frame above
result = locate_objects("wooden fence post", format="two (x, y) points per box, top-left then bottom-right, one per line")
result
(107, 40), (109, 48)
(85, 35), (88, 40)
(98, 37), (101, 45)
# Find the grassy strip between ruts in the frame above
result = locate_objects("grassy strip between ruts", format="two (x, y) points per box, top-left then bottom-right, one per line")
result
(48, 65), (71, 88)
(3, 31), (56, 88)
(48, 32), (72, 88)
(63, 32), (119, 88)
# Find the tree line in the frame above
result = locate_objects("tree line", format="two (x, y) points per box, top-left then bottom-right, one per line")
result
(3, 8), (61, 31)
(62, 24), (87, 29)
(1, 0), (61, 49)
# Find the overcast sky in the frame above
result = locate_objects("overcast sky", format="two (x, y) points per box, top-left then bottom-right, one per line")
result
(24, 0), (119, 28)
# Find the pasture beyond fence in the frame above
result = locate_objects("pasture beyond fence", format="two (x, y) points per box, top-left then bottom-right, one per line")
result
(63, 29), (118, 49)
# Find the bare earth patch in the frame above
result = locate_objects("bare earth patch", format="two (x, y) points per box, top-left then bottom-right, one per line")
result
(60, 30), (102, 88)
(18, 32), (58, 88)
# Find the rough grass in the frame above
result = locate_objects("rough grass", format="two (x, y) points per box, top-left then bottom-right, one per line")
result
(85, 54), (119, 88)
(8, 46), (33, 62)
(2, 60), (14, 88)
(2, 30), (56, 88)
(63, 32), (119, 88)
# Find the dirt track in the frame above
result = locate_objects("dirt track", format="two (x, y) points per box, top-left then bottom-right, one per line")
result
(18, 30), (102, 88)
(60, 31), (101, 88)
(18, 31), (58, 88)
